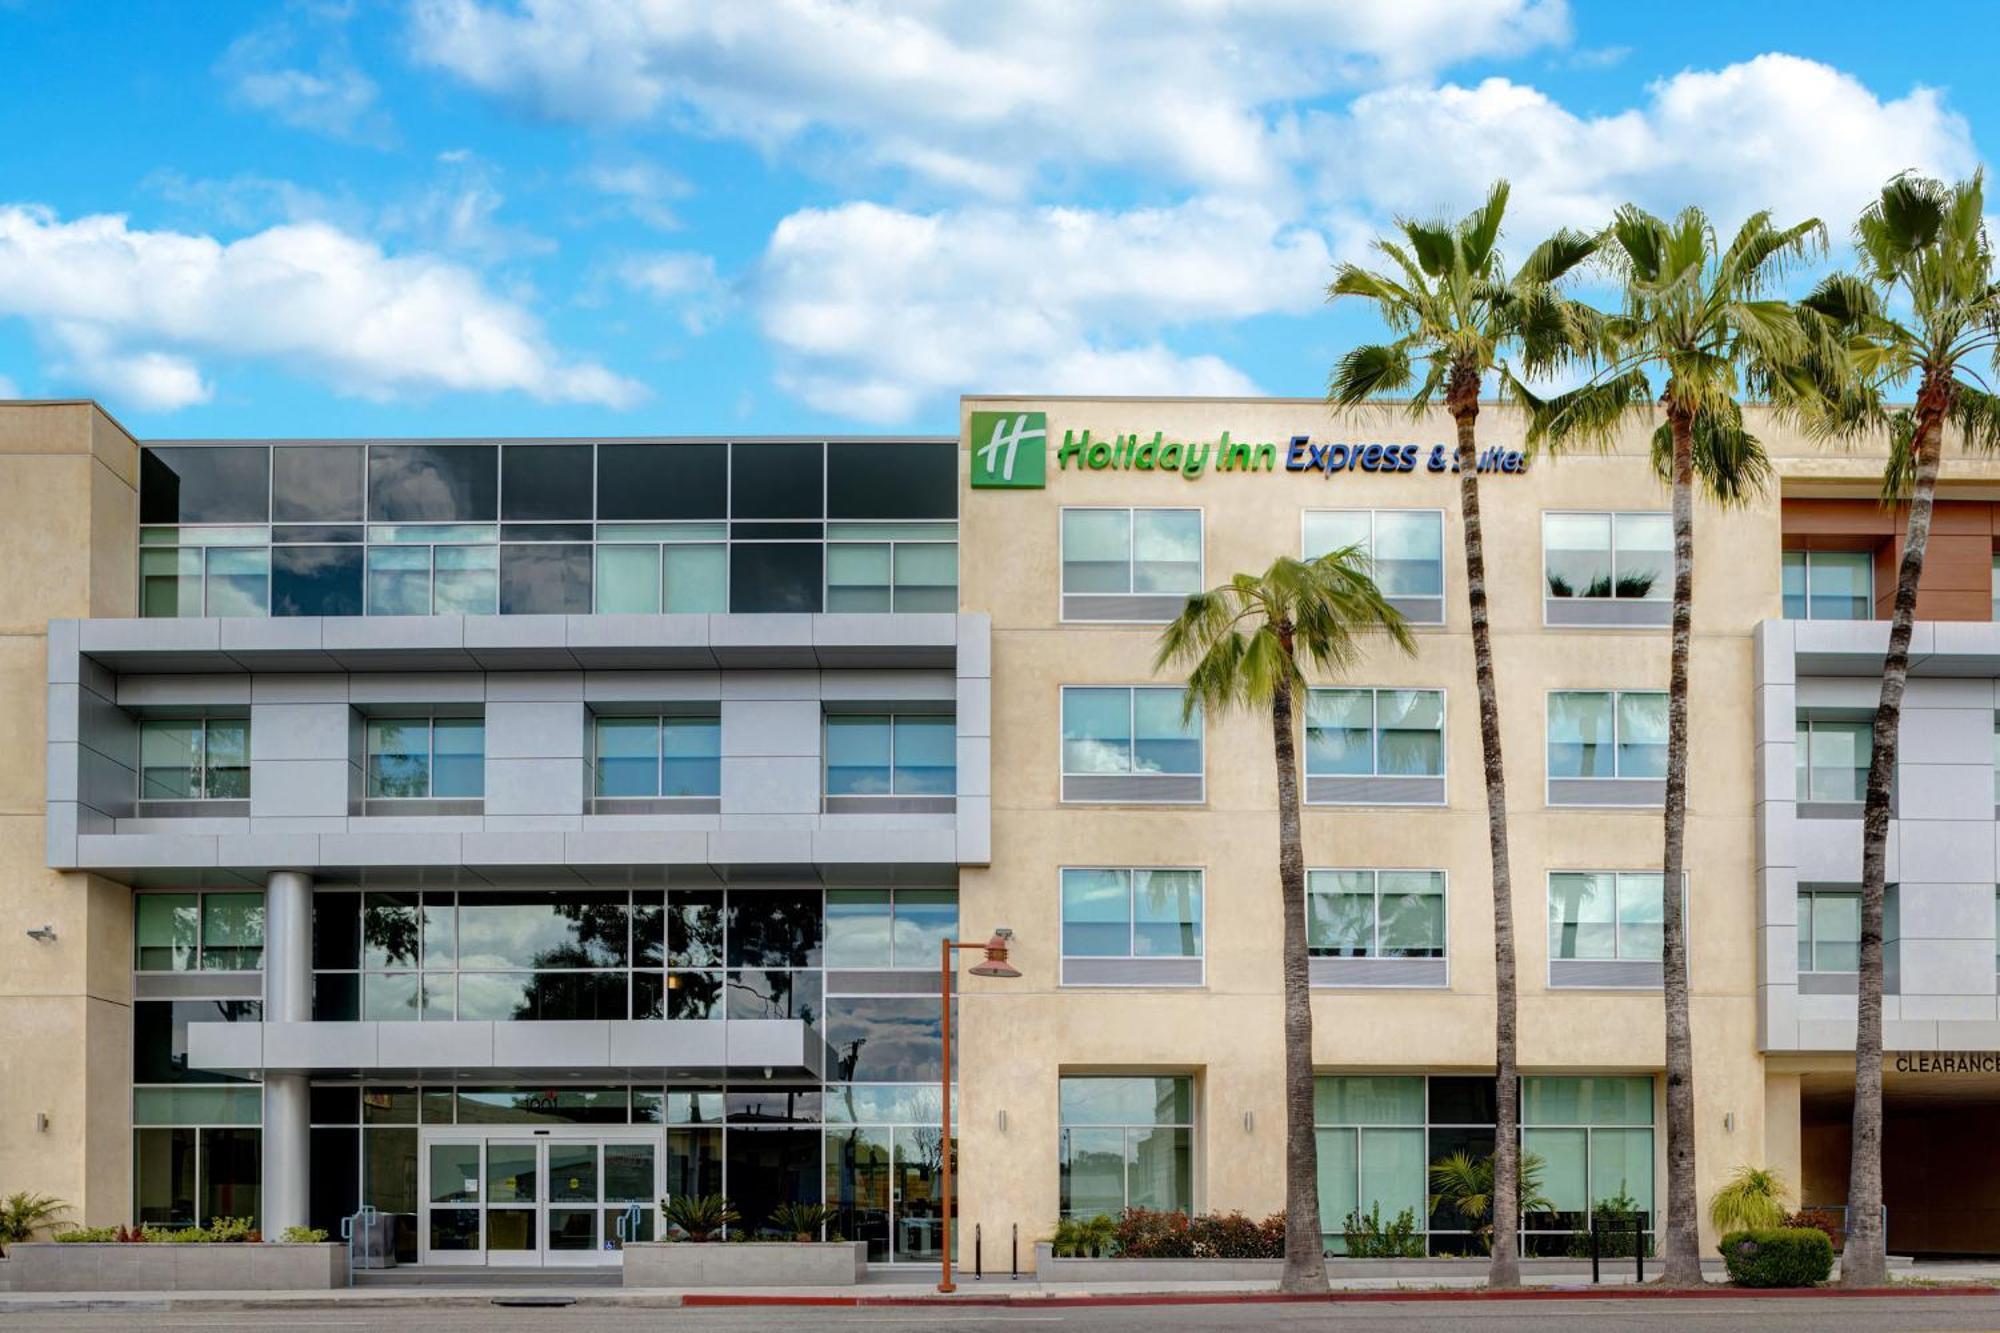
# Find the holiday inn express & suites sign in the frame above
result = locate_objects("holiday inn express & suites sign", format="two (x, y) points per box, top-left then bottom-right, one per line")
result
(967, 410), (1526, 489)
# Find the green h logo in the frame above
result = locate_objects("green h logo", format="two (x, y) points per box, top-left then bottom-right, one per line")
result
(969, 411), (1047, 489)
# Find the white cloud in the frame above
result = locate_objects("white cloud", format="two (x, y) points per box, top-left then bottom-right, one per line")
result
(409, 0), (1570, 193)
(619, 252), (728, 333)
(756, 197), (1328, 422)
(218, 9), (394, 146)
(0, 373), (20, 399)
(378, 152), (555, 262)
(0, 205), (642, 412)
(579, 160), (692, 230)
(1315, 54), (1979, 245)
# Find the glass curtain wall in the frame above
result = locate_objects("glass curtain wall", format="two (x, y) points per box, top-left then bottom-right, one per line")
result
(1314, 1075), (1655, 1256)
(139, 441), (957, 618)
(133, 891), (267, 1228)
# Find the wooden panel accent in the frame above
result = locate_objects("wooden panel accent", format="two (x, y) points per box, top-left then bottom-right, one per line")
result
(1787, 498), (1997, 621)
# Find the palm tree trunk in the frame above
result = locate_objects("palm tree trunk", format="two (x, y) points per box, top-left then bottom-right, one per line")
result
(1844, 395), (1946, 1287)
(1454, 391), (1520, 1287)
(1659, 406), (1702, 1286)
(1272, 656), (1327, 1292)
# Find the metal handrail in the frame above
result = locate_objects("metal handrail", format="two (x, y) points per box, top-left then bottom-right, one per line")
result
(614, 1203), (644, 1249)
(340, 1205), (379, 1285)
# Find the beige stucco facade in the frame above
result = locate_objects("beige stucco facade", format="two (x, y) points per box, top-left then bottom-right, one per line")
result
(955, 395), (1835, 1259)
(0, 401), (139, 1224)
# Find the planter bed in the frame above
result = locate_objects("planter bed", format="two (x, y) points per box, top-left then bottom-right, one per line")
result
(1033, 1244), (1620, 1282)
(622, 1240), (867, 1287)
(3, 1242), (347, 1292)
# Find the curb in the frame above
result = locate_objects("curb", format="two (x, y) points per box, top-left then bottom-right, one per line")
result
(682, 1284), (2000, 1308)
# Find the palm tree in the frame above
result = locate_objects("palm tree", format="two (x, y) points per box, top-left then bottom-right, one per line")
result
(1518, 205), (1824, 1285)
(1328, 178), (1600, 1286)
(1157, 553), (1414, 1292)
(1790, 172), (2000, 1287)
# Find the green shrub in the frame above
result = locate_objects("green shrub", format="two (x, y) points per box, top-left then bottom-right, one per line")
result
(53, 1226), (118, 1243)
(1342, 1203), (1424, 1258)
(661, 1194), (738, 1242)
(1050, 1214), (1117, 1258)
(279, 1226), (330, 1244)
(1709, 1165), (1790, 1234)
(0, 1193), (71, 1249)
(769, 1202), (834, 1241)
(1719, 1227), (1834, 1287)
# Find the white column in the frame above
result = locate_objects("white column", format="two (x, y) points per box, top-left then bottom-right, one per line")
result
(262, 870), (313, 1234)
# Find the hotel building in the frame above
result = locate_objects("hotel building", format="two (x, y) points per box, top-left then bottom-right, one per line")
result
(5, 393), (2000, 1267)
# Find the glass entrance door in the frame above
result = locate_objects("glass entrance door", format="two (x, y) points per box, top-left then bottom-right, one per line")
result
(893, 1126), (948, 1263)
(419, 1132), (660, 1267)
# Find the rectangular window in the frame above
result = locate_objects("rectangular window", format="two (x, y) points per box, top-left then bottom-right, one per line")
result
(365, 717), (484, 801)
(1547, 872), (1671, 989)
(136, 892), (267, 972)
(1060, 508), (1202, 622)
(1306, 870), (1446, 959)
(823, 888), (958, 970)
(825, 714), (956, 802)
(1783, 550), (1873, 620)
(1059, 687), (1202, 803)
(1058, 1076), (1194, 1218)
(826, 530), (959, 613)
(1548, 872), (1663, 962)
(139, 717), (250, 802)
(592, 714), (721, 804)
(1302, 509), (1445, 623)
(1315, 1074), (1655, 1256)
(1796, 716), (1871, 806)
(1059, 868), (1203, 987)
(1798, 889), (1861, 973)
(1543, 512), (1670, 626)
(1547, 691), (1666, 804)
(1304, 688), (1444, 805)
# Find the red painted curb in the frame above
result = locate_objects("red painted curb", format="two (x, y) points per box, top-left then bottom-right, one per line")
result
(680, 1284), (1996, 1309)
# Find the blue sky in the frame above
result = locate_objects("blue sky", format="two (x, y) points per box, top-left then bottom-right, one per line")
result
(0, 0), (1991, 439)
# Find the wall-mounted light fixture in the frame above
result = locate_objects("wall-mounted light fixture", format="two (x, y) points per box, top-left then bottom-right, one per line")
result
(1723, 1111), (1736, 1133)
(1243, 1110), (1254, 1134)
(25, 924), (56, 943)
(34, 1113), (49, 1133)
(996, 1109), (1008, 1133)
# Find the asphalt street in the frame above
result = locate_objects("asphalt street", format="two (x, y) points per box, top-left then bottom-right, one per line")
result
(9, 1296), (2000, 1333)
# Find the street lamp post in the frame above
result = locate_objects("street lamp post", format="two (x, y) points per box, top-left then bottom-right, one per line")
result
(937, 928), (1019, 1295)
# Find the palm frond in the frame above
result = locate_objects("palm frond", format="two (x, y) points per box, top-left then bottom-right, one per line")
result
(1329, 341), (1418, 406)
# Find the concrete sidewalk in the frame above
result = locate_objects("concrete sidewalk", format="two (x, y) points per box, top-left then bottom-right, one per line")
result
(0, 1260), (1993, 1315)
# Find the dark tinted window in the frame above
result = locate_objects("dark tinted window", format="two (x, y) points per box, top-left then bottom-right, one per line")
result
(308, 1127), (360, 1233)
(312, 893), (360, 970)
(730, 543), (822, 613)
(829, 443), (956, 519)
(499, 544), (592, 614)
(1428, 1076), (1497, 1125)
(368, 445), (497, 522)
(597, 443), (726, 520)
(273, 546), (363, 617)
(140, 447), (270, 524)
(501, 444), (594, 521)
(133, 999), (261, 1084)
(730, 443), (823, 518)
(726, 888), (824, 967)
(272, 446), (364, 522)
(310, 1085), (360, 1123)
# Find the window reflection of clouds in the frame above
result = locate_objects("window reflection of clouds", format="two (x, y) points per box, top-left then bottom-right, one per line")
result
(455, 890), (630, 970)
(824, 999), (948, 1083)
(368, 445), (498, 522)
(273, 446), (364, 522)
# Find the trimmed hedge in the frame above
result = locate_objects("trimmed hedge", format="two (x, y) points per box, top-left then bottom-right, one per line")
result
(1720, 1227), (1835, 1287)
